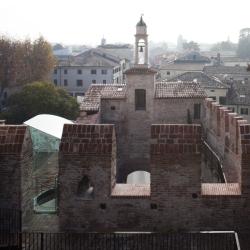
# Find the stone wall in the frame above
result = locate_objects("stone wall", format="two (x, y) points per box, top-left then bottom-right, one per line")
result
(153, 98), (204, 124)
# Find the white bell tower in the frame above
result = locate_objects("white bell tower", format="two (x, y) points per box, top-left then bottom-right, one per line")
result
(134, 16), (148, 67)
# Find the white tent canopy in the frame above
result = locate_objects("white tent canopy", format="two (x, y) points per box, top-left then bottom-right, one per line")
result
(24, 114), (74, 139)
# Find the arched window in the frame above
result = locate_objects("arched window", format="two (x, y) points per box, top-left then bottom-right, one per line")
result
(127, 171), (150, 184)
(138, 39), (146, 64)
(77, 176), (94, 200)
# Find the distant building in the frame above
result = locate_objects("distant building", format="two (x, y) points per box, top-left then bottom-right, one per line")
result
(98, 43), (133, 62)
(167, 71), (228, 104)
(159, 51), (211, 80)
(226, 80), (250, 122)
(52, 49), (129, 97)
(204, 65), (250, 82)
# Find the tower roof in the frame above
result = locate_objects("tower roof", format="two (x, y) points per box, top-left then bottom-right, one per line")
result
(136, 16), (146, 27)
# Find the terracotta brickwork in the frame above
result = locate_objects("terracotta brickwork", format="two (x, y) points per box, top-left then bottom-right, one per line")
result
(0, 125), (33, 217)
(2, 100), (250, 232)
(151, 124), (201, 155)
(60, 124), (113, 155)
(0, 125), (26, 154)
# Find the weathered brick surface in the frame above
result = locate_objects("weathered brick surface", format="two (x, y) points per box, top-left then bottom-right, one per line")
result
(57, 119), (250, 232)
(0, 125), (26, 154)
(151, 124), (201, 155)
(0, 125), (28, 209)
(60, 124), (113, 155)
(203, 98), (247, 183)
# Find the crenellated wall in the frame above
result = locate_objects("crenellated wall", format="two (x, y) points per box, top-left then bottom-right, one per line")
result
(203, 98), (248, 183)
(2, 99), (250, 232)
(0, 125), (32, 210)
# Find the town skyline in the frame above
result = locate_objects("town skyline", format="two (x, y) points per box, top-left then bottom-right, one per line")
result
(1, 0), (249, 46)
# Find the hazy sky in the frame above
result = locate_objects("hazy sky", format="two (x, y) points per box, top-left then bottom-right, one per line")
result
(1, 0), (249, 46)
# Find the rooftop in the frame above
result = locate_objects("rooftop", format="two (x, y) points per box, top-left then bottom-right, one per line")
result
(24, 114), (74, 139)
(57, 48), (121, 67)
(155, 82), (207, 99)
(167, 71), (228, 89)
(80, 84), (126, 111)
(204, 65), (250, 75)
(227, 80), (250, 105)
(175, 51), (210, 64)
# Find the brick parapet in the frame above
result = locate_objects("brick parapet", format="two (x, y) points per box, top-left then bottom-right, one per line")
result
(0, 125), (27, 154)
(204, 98), (248, 156)
(151, 124), (201, 155)
(60, 124), (114, 155)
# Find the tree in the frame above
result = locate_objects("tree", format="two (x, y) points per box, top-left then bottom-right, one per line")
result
(53, 43), (64, 51)
(211, 41), (236, 52)
(0, 36), (55, 105)
(1, 82), (79, 124)
(237, 30), (250, 58)
(182, 41), (200, 51)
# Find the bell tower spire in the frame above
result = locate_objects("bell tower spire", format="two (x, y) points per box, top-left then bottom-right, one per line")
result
(134, 15), (148, 67)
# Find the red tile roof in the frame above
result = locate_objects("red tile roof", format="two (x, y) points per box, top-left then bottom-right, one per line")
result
(155, 82), (207, 98)
(80, 84), (126, 111)
(201, 183), (241, 196)
(111, 184), (150, 198)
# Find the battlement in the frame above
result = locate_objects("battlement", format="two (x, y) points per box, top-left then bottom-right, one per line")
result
(204, 98), (248, 156)
(151, 124), (201, 155)
(0, 125), (27, 154)
(60, 124), (114, 155)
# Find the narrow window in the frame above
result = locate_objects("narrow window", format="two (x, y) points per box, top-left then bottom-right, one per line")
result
(54, 69), (57, 74)
(77, 176), (94, 200)
(77, 69), (82, 74)
(76, 80), (83, 86)
(102, 69), (107, 75)
(194, 103), (201, 119)
(64, 79), (68, 86)
(64, 69), (68, 74)
(54, 79), (57, 86)
(92, 80), (96, 84)
(135, 89), (146, 110)
(241, 108), (248, 115)
(103, 80), (106, 84)
(167, 71), (170, 75)
(91, 69), (97, 74)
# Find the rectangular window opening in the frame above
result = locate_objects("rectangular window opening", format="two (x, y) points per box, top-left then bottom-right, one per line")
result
(135, 89), (146, 111)
(194, 103), (201, 119)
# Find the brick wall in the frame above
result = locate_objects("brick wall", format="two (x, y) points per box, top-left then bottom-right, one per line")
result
(59, 124), (118, 231)
(0, 125), (28, 209)
(203, 98), (248, 183)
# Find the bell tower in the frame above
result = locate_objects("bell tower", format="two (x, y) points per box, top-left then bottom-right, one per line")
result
(134, 15), (148, 67)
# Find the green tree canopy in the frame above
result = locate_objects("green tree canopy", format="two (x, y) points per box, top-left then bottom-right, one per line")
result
(1, 82), (79, 124)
